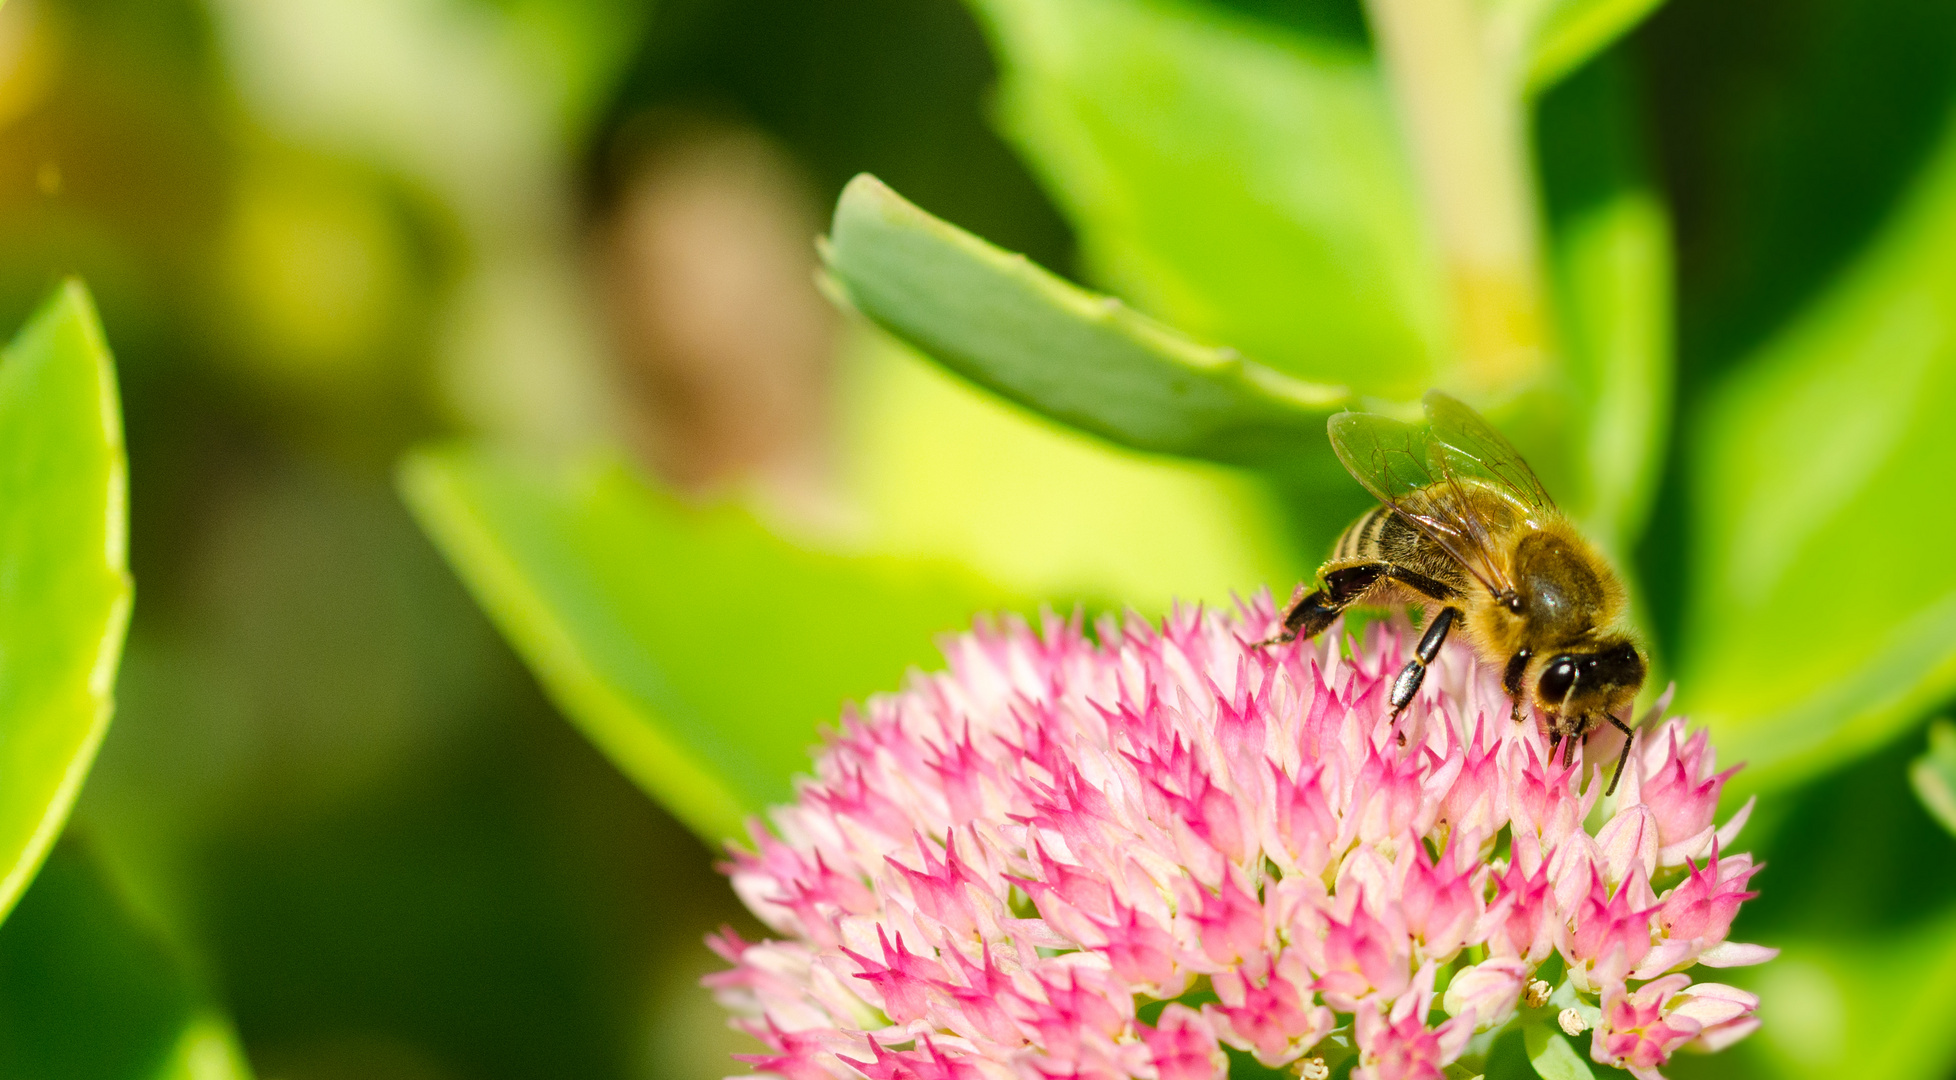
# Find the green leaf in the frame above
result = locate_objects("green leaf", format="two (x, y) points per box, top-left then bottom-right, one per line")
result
(838, 330), (1312, 615)
(1539, 58), (1673, 561)
(1527, 57), (1673, 685)
(1222, 1046), (1292, 1080)
(399, 445), (1006, 844)
(1478, 1026), (1535, 1080)
(964, 0), (1445, 395)
(0, 280), (133, 925)
(1744, 906), (1956, 1079)
(824, 174), (1353, 479)
(0, 841), (253, 1080)
(1912, 719), (1956, 837)
(1678, 116), (1956, 790)
(1520, 0), (1669, 93)
(1522, 1022), (1596, 1080)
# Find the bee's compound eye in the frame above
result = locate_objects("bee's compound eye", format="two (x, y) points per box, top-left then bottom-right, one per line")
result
(1537, 656), (1577, 703)
(1594, 642), (1646, 687)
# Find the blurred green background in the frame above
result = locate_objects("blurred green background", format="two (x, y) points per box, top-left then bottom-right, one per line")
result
(1, 0), (1955, 1078)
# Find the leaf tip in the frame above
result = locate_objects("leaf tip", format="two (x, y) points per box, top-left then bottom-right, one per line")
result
(395, 443), (468, 519)
(835, 172), (904, 226)
(1911, 718), (1956, 838)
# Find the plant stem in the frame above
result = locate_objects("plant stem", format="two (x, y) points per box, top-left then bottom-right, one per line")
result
(1362, 0), (1552, 394)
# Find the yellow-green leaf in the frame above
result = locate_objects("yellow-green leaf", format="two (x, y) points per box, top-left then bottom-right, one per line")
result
(0, 280), (133, 925)
(1523, 1022), (1597, 1080)
(1912, 719), (1956, 837)
(399, 445), (1005, 844)
(824, 174), (1352, 477)
(1523, 0), (1669, 93)
(1680, 117), (1956, 790)
(966, 0), (1445, 395)
(0, 841), (254, 1079)
(1743, 907), (1956, 1079)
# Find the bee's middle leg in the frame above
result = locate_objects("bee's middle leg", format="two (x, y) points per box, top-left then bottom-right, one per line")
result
(1387, 604), (1461, 723)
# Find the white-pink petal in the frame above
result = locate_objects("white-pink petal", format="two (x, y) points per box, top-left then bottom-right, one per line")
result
(1694, 941), (1780, 967)
(1441, 957), (1530, 1031)
(1597, 803), (1660, 888)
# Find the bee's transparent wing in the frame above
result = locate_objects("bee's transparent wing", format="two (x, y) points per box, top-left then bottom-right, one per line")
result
(1421, 390), (1557, 515)
(1326, 409), (1514, 596)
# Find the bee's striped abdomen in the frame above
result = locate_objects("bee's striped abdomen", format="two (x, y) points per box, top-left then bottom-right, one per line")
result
(1333, 505), (1395, 562)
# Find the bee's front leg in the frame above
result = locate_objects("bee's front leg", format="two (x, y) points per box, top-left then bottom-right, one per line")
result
(1502, 649), (1531, 724)
(1558, 722), (1582, 768)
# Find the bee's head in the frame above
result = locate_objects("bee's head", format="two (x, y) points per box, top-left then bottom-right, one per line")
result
(1535, 639), (1646, 720)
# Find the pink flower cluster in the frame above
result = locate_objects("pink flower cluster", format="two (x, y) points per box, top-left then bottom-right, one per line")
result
(709, 600), (1773, 1080)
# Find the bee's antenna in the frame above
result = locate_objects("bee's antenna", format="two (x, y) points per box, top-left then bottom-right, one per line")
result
(1605, 730), (1634, 796)
(1604, 707), (1640, 797)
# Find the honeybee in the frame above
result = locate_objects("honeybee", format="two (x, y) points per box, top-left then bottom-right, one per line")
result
(1261, 390), (1647, 793)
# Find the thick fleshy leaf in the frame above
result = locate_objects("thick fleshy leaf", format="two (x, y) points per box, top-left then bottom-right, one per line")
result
(964, 0), (1445, 395)
(1523, 1021), (1596, 1080)
(1550, 190), (1671, 554)
(1515, 0), (1669, 92)
(1743, 906), (1956, 1079)
(1912, 719), (1956, 838)
(838, 331), (1310, 614)
(1538, 60), (1672, 564)
(399, 445), (1004, 843)
(1500, 58), (1674, 582)
(0, 842), (254, 1079)
(1678, 118), (1956, 790)
(823, 174), (1352, 479)
(0, 280), (133, 925)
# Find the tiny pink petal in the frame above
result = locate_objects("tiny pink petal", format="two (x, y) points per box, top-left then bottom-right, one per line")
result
(1141, 1004), (1226, 1080)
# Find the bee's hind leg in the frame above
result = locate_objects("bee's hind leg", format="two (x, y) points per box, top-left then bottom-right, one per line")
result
(1253, 586), (1342, 648)
(1255, 563), (1386, 648)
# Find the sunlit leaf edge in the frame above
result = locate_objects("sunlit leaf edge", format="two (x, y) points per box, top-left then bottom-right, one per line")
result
(1683, 120), (1956, 795)
(966, 0), (1447, 397)
(1745, 908), (1956, 1078)
(0, 278), (133, 927)
(1728, 615), (1956, 798)
(822, 173), (1353, 472)
(1525, 0), (1668, 94)
(398, 445), (751, 844)
(0, 840), (254, 1080)
(1910, 718), (1956, 838)
(156, 1011), (256, 1080)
